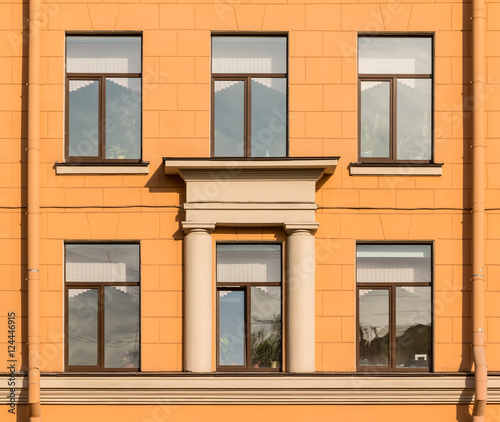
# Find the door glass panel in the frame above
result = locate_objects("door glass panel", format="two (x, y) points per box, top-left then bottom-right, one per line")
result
(217, 244), (281, 283)
(67, 36), (141, 74)
(251, 78), (286, 157)
(104, 286), (140, 368)
(360, 81), (390, 158)
(358, 37), (432, 75)
(66, 244), (140, 282)
(251, 286), (281, 369)
(105, 77), (142, 159)
(357, 244), (431, 284)
(397, 79), (432, 160)
(68, 288), (98, 366)
(68, 80), (99, 157)
(219, 290), (245, 366)
(396, 286), (432, 368)
(359, 289), (389, 366)
(212, 37), (286, 74)
(214, 80), (245, 157)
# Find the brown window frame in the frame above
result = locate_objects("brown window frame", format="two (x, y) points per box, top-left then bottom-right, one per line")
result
(65, 35), (143, 164)
(211, 34), (288, 158)
(356, 243), (433, 373)
(216, 242), (283, 372)
(64, 243), (141, 372)
(357, 35), (434, 164)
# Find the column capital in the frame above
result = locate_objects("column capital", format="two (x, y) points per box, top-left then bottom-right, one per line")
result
(284, 222), (319, 235)
(182, 222), (216, 234)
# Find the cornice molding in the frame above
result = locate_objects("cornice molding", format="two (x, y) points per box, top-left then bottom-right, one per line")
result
(2, 374), (499, 405)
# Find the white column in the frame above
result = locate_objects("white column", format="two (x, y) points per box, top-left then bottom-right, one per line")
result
(285, 223), (318, 373)
(182, 222), (216, 372)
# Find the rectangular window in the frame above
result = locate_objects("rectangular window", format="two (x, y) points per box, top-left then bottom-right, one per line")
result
(216, 244), (282, 371)
(211, 36), (287, 157)
(356, 244), (432, 371)
(65, 244), (140, 371)
(358, 36), (433, 162)
(66, 36), (142, 162)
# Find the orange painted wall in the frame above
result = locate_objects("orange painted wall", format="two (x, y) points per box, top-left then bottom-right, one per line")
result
(0, 0), (499, 398)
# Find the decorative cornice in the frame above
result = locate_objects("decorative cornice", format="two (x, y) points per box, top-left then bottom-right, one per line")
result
(164, 158), (339, 177)
(2, 374), (499, 405)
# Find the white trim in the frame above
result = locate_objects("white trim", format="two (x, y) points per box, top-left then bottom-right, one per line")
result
(55, 165), (149, 175)
(2, 374), (498, 405)
(349, 165), (442, 176)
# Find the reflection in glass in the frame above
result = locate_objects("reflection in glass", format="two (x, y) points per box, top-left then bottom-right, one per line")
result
(358, 37), (432, 75)
(251, 78), (286, 157)
(68, 80), (99, 157)
(217, 244), (281, 283)
(251, 286), (281, 368)
(396, 286), (431, 368)
(214, 80), (245, 156)
(397, 79), (432, 160)
(360, 81), (390, 158)
(219, 290), (245, 366)
(105, 78), (142, 159)
(212, 37), (286, 74)
(356, 244), (431, 284)
(68, 288), (98, 366)
(104, 286), (140, 368)
(359, 289), (389, 366)
(66, 244), (140, 282)
(67, 36), (141, 74)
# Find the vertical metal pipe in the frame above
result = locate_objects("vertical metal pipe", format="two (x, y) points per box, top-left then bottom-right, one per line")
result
(472, 0), (487, 418)
(27, 0), (41, 418)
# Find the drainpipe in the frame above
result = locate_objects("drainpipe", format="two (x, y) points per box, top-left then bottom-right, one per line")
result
(27, 0), (41, 418)
(472, 0), (487, 418)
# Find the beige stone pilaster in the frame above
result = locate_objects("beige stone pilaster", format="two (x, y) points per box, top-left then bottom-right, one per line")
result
(182, 222), (216, 372)
(285, 223), (318, 373)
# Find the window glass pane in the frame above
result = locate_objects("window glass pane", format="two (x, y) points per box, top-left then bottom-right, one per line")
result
(212, 37), (286, 74)
(396, 286), (432, 368)
(357, 244), (431, 283)
(104, 286), (140, 368)
(66, 244), (140, 282)
(214, 80), (245, 157)
(251, 286), (281, 369)
(251, 78), (286, 157)
(359, 37), (432, 75)
(68, 80), (99, 157)
(68, 288), (98, 366)
(219, 290), (245, 366)
(397, 79), (432, 160)
(105, 78), (141, 159)
(360, 81), (390, 158)
(359, 289), (389, 366)
(67, 36), (141, 74)
(217, 244), (281, 283)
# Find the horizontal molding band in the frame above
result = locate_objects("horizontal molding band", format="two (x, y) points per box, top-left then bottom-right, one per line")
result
(2, 374), (500, 405)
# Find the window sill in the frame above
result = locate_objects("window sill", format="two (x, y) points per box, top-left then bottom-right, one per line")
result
(55, 162), (150, 175)
(349, 163), (443, 176)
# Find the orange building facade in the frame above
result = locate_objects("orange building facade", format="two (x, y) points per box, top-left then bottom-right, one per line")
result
(1, 0), (500, 420)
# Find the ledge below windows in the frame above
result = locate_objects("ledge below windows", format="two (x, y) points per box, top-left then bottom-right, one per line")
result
(349, 162), (443, 176)
(3, 374), (500, 405)
(54, 162), (150, 175)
